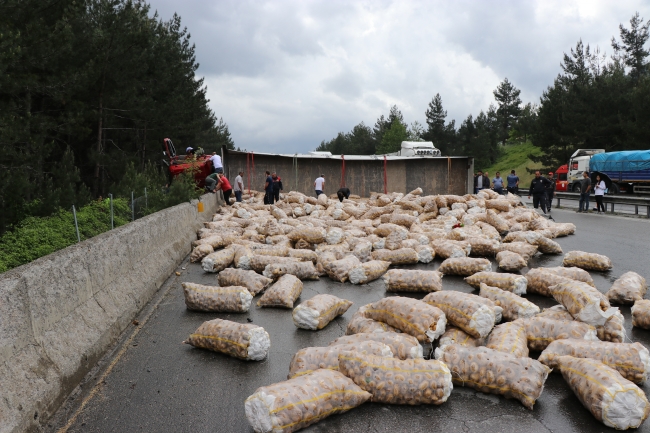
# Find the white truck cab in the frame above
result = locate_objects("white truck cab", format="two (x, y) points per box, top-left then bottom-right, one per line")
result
(567, 149), (604, 192)
(392, 141), (441, 157)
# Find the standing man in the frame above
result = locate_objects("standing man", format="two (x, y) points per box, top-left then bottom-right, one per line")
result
(210, 152), (223, 174)
(234, 171), (244, 202)
(545, 172), (556, 214)
(264, 171), (274, 205)
(314, 174), (325, 197)
(272, 172), (283, 202)
(506, 170), (519, 195)
(528, 170), (551, 214)
(578, 171), (592, 213)
(492, 172), (504, 195)
(474, 170), (489, 194)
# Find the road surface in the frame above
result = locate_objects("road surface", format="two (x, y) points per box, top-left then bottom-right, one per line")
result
(50, 207), (650, 433)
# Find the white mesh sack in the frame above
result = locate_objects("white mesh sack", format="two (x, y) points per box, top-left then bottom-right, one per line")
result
(465, 271), (527, 295)
(292, 294), (353, 330)
(383, 269), (443, 293)
(364, 297), (446, 343)
(328, 332), (423, 360)
(348, 260), (391, 285)
(184, 318), (270, 361)
(423, 291), (496, 339)
(478, 283), (539, 320)
(182, 283), (253, 312)
(288, 341), (393, 378)
(606, 271), (648, 305)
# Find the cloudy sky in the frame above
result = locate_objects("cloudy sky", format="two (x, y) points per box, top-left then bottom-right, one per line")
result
(147, 0), (650, 154)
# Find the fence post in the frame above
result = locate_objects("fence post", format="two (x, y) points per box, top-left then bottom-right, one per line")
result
(109, 193), (114, 229)
(72, 205), (80, 242)
(131, 191), (135, 221)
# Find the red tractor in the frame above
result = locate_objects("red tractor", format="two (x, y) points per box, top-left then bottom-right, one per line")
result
(162, 138), (213, 187)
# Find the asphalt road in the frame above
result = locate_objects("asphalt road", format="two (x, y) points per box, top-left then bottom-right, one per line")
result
(50, 208), (650, 433)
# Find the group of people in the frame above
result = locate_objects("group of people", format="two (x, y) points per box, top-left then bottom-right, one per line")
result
(528, 170), (607, 215)
(313, 174), (351, 202)
(575, 171), (607, 214)
(474, 170), (521, 195)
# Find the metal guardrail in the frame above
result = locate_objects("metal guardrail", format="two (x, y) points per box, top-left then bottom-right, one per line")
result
(555, 192), (650, 218)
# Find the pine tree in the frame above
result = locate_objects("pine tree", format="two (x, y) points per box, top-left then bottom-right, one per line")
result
(493, 78), (522, 144)
(611, 12), (650, 81)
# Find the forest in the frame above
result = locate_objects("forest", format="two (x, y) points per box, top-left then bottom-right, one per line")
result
(0, 0), (234, 235)
(316, 13), (650, 176)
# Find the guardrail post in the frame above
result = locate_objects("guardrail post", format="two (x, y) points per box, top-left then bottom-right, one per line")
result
(611, 203), (615, 213)
(556, 197), (560, 208)
(635, 205), (638, 215)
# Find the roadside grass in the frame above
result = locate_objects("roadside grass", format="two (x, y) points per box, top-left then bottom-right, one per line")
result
(482, 141), (543, 190)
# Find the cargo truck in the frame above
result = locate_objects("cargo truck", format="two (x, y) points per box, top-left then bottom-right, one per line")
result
(564, 149), (650, 194)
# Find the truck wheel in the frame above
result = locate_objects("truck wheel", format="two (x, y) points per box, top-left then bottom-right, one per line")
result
(609, 183), (620, 195)
(572, 183), (582, 193)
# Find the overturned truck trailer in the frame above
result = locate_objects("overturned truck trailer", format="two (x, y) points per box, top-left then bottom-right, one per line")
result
(223, 145), (474, 197)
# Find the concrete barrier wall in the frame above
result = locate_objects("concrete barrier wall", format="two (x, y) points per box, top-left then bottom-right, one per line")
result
(223, 150), (472, 197)
(0, 194), (220, 433)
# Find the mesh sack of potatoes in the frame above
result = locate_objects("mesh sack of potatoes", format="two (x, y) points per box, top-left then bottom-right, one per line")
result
(249, 244), (290, 257)
(495, 250), (527, 272)
(364, 297), (446, 343)
(371, 248), (420, 265)
(606, 271), (648, 305)
(465, 271), (528, 295)
(257, 274), (303, 308)
(249, 255), (302, 274)
(317, 193), (329, 206)
(244, 369), (371, 433)
(323, 254), (361, 283)
(190, 244), (214, 262)
(184, 318), (270, 361)
(267, 235), (292, 247)
(435, 344), (550, 410)
(315, 242), (349, 254)
(556, 356), (650, 430)
(287, 226), (326, 244)
(562, 250), (612, 271)
(315, 251), (342, 275)
(384, 230), (408, 250)
(288, 249), (318, 263)
(547, 222), (576, 237)
(329, 332), (423, 360)
(414, 245), (435, 263)
(539, 340), (650, 384)
(373, 223), (407, 238)
(292, 294), (353, 330)
(383, 269), (443, 293)
(438, 257), (492, 276)
(423, 291), (496, 339)
(182, 283), (253, 312)
(201, 247), (236, 273)
(192, 233), (228, 249)
(550, 279), (617, 326)
(479, 283), (539, 320)
(486, 209), (510, 234)
(325, 227), (345, 245)
(503, 230), (540, 244)
(525, 269), (573, 297)
(485, 321), (529, 358)
(538, 304), (625, 344)
(338, 351), (452, 405)
(218, 268), (272, 296)
(485, 199), (511, 212)
(465, 237), (500, 257)
(399, 238), (420, 250)
(271, 206), (288, 220)
(389, 213), (417, 228)
(233, 244), (255, 269)
(352, 240), (373, 263)
(348, 260), (391, 285)
(257, 219), (284, 236)
(533, 236), (563, 254)
(430, 240), (469, 259)
(541, 266), (595, 286)
(346, 306), (402, 335)
(288, 341), (393, 379)
(632, 300), (650, 329)
(516, 316), (598, 351)
(438, 326), (483, 350)
(263, 261), (320, 281)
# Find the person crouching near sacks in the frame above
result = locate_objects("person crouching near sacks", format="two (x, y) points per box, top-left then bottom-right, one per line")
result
(213, 173), (233, 205)
(337, 187), (350, 202)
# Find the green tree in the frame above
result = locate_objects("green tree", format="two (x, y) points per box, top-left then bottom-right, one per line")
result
(611, 12), (650, 81)
(376, 118), (408, 154)
(493, 78), (522, 144)
(423, 93), (457, 154)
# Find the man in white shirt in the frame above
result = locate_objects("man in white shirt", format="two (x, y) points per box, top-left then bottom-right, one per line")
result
(314, 175), (325, 197)
(210, 152), (223, 173)
(234, 171), (244, 202)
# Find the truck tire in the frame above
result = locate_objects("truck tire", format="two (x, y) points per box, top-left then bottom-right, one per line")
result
(572, 183), (582, 193)
(609, 183), (620, 195)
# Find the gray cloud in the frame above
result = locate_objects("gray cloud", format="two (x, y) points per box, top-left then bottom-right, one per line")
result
(147, 0), (650, 153)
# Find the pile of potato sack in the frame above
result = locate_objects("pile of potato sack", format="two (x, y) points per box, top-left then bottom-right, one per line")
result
(182, 188), (650, 432)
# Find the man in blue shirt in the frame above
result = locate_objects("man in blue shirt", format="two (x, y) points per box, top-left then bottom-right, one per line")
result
(492, 172), (504, 195)
(506, 170), (519, 195)
(264, 171), (274, 204)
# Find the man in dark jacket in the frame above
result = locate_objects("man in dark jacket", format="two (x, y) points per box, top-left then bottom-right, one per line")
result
(271, 172), (283, 202)
(337, 187), (350, 202)
(545, 171), (556, 214)
(474, 170), (490, 194)
(528, 170), (551, 214)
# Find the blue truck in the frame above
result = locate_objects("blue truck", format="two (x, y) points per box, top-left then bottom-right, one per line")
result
(567, 149), (650, 194)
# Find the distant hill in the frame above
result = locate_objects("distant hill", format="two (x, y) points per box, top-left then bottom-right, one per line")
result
(480, 142), (544, 190)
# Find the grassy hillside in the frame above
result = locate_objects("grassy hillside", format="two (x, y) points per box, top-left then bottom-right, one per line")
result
(481, 141), (544, 190)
